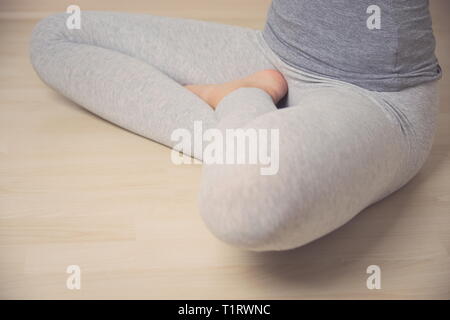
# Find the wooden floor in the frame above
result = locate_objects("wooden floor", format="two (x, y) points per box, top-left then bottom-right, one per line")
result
(0, 0), (449, 299)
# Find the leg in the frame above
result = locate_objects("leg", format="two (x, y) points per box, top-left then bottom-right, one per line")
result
(30, 11), (276, 159)
(200, 86), (418, 251)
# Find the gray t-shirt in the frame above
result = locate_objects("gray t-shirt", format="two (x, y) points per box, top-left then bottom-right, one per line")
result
(263, 0), (442, 91)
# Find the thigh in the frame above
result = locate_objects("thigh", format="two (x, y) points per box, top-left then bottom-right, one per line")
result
(274, 87), (411, 212)
(38, 11), (275, 85)
(200, 86), (412, 250)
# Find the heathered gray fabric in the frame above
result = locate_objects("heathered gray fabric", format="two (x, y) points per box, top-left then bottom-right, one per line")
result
(263, 0), (442, 92)
(30, 11), (440, 251)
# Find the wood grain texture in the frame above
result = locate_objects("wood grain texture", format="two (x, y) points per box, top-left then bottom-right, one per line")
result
(0, 0), (449, 299)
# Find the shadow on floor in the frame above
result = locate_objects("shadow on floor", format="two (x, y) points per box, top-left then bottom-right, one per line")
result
(244, 142), (449, 288)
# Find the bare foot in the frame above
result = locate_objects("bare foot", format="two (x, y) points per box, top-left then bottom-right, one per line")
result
(185, 69), (288, 109)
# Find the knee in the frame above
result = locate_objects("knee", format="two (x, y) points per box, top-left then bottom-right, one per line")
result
(199, 162), (303, 251)
(31, 12), (67, 44)
(30, 12), (79, 86)
(30, 13), (67, 62)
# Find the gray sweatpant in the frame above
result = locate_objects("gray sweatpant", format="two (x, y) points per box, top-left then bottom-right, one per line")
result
(30, 12), (440, 251)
